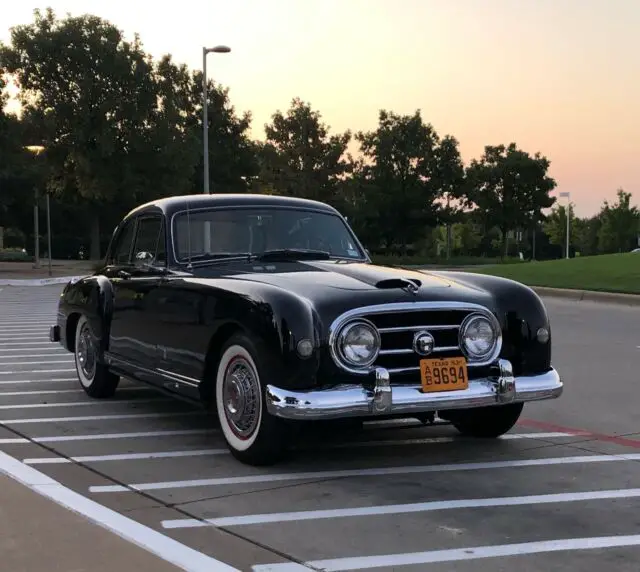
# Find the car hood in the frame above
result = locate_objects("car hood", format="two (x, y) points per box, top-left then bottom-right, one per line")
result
(192, 259), (493, 307)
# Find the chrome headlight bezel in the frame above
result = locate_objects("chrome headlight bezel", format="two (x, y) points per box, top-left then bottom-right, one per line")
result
(458, 312), (502, 365)
(331, 318), (381, 373)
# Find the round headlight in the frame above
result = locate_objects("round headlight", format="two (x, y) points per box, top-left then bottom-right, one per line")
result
(336, 320), (380, 368)
(460, 314), (498, 360)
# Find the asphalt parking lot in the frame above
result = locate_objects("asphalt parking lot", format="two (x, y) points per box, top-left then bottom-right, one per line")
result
(1, 284), (639, 572)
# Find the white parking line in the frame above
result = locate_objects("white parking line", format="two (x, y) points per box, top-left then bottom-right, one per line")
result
(89, 453), (640, 493)
(0, 323), (53, 325)
(19, 432), (578, 465)
(0, 428), (214, 445)
(166, 487), (640, 529)
(0, 336), (49, 340)
(0, 350), (70, 355)
(0, 451), (239, 572)
(0, 378), (76, 385)
(25, 448), (228, 465)
(0, 386), (153, 397)
(0, 398), (166, 410)
(1, 411), (204, 425)
(0, 360), (72, 366)
(0, 342), (62, 346)
(319, 432), (585, 450)
(251, 534), (640, 571)
(0, 369), (76, 374)
(0, 326), (50, 331)
(0, 316), (54, 318)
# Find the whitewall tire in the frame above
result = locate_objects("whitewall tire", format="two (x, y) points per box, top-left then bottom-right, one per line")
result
(214, 333), (289, 465)
(74, 314), (119, 398)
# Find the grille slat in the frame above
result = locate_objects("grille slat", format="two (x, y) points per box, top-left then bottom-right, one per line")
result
(377, 324), (460, 333)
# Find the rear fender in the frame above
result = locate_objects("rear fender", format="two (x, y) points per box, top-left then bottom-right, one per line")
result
(61, 275), (115, 354)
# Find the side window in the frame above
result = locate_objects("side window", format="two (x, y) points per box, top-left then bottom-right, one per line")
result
(133, 216), (165, 265)
(112, 220), (136, 265)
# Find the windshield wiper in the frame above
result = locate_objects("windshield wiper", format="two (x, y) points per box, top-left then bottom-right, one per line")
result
(183, 253), (250, 264)
(250, 248), (331, 262)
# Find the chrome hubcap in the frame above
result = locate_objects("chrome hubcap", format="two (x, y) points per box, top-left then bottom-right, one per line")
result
(77, 324), (96, 380)
(222, 357), (260, 438)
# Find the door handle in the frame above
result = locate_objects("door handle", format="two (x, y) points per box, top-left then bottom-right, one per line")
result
(117, 270), (131, 279)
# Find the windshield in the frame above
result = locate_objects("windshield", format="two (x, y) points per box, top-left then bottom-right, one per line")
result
(172, 207), (366, 263)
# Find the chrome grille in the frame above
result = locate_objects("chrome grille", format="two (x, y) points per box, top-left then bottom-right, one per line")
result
(365, 310), (471, 374)
(328, 301), (502, 378)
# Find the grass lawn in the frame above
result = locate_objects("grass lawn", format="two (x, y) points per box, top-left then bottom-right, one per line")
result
(473, 253), (640, 295)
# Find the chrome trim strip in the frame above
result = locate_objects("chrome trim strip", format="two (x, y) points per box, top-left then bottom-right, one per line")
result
(377, 324), (460, 333)
(156, 368), (200, 388)
(388, 366), (420, 374)
(265, 362), (562, 421)
(379, 345), (459, 356)
(105, 355), (200, 388)
(328, 301), (503, 375)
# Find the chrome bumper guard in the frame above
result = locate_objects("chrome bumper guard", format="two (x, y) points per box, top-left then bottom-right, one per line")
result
(265, 359), (562, 421)
(49, 325), (60, 343)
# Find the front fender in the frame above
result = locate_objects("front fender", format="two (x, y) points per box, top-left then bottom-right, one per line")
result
(193, 278), (322, 390)
(433, 271), (552, 375)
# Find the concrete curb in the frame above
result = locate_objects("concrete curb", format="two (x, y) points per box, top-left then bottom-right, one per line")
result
(0, 276), (82, 287)
(532, 286), (640, 307)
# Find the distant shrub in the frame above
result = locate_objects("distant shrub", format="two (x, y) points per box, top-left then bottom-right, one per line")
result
(0, 248), (33, 262)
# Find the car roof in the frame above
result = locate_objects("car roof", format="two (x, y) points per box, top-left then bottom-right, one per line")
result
(123, 193), (340, 220)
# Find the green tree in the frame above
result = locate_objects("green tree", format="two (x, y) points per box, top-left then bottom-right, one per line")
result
(0, 8), (160, 259)
(542, 203), (578, 250)
(355, 110), (461, 252)
(597, 189), (639, 253)
(257, 98), (352, 208)
(0, 77), (35, 237)
(570, 215), (601, 256)
(465, 143), (557, 257)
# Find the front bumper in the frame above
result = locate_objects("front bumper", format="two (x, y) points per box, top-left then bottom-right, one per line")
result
(265, 359), (562, 421)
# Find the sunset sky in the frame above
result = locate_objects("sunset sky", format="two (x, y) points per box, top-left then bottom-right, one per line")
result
(2, 0), (639, 217)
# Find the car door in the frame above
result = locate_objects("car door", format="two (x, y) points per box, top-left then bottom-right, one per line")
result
(114, 213), (169, 373)
(104, 217), (138, 362)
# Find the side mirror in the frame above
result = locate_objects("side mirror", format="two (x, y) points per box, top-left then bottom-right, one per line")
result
(134, 251), (155, 267)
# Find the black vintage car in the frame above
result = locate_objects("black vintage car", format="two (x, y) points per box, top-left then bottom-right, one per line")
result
(50, 194), (563, 465)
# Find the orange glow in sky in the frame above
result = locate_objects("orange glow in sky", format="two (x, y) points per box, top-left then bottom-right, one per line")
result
(2, 0), (639, 217)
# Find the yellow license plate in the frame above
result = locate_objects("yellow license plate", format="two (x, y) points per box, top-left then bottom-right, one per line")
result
(420, 357), (469, 393)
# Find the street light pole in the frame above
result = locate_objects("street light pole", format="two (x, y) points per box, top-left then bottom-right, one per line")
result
(559, 191), (571, 259)
(25, 145), (48, 273)
(46, 192), (52, 276)
(202, 45), (231, 195)
(33, 195), (39, 269)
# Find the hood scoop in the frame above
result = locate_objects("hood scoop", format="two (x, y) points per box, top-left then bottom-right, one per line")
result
(375, 277), (421, 292)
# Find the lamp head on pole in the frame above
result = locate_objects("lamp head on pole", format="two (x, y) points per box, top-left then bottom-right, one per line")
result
(25, 145), (45, 155)
(204, 45), (231, 54)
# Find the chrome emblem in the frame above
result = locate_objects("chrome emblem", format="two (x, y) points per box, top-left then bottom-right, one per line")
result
(413, 331), (435, 356)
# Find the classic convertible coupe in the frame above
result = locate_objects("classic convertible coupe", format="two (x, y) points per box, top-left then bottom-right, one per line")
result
(50, 194), (563, 465)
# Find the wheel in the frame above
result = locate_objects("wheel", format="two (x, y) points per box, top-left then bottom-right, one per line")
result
(448, 402), (524, 438)
(215, 333), (290, 466)
(74, 314), (120, 398)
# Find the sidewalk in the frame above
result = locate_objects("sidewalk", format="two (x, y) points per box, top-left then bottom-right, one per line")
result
(0, 473), (181, 572)
(0, 260), (94, 281)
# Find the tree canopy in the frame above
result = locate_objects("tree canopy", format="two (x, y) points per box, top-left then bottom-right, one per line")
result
(0, 9), (636, 262)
